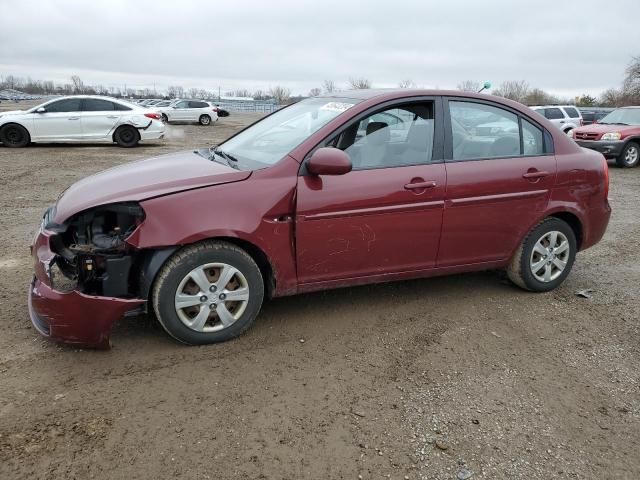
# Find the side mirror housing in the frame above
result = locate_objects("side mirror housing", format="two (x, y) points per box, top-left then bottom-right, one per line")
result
(36, 107), (46, 113)
(307, 147), (352, 176)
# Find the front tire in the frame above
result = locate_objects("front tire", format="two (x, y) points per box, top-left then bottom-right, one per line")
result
(616, 142), (639, 168)
(0, 124), (30, 148)
(152, 241), (264, 345)
(199, 114), (211, 126)
(507, 218), (576, 292)
(114, 125), (140, 147)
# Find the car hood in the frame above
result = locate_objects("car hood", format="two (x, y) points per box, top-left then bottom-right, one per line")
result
(575, 123), (638, 134)
(53, 150), (251, 223)
(0, 110), (25, 117)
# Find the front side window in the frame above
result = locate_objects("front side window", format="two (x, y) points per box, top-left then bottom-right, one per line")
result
(449, 101), (520, 160)
(82, 99), (115, 111)
(174, 101), (189, 108)
(41, 98), (82, 113)
(327, 103), (435, 170)
(218, 97), (360, 167)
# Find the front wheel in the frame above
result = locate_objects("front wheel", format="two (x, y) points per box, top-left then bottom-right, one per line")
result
(114, 125), (140, 147)
(199, 114), (211, 126)
(507, 218), (576, 292)
(0, 124), (30, 148)
(616, 142), (639, 168)
(152, 241), (264, 345)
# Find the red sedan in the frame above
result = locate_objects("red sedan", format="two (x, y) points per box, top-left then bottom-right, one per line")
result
(29, 89), (611, 348)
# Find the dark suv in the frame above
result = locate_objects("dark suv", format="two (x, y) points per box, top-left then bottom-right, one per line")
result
(572, 106), (640, 168)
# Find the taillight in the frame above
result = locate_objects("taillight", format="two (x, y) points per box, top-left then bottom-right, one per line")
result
(212, 107), (219, 112)
(580, 118), (584, 126)
(144, 113), (161, 120)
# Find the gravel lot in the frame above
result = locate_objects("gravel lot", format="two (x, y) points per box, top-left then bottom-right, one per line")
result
(0, 101), (639, 479)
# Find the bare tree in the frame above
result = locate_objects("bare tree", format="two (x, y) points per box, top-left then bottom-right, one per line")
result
(623, 55), (640, 99)
(599, 88), (624, 107)
(167, 85), (184, 99)
(308, 87), (321, 97)
(492, 80), (530, 103)
(70, 75), (85, 94)
(349, 78), (371, 89)
(322, 79), (337, 93)
(269, 85), (291, 104)
(398, 79), (416, 89)
(252, 89), (267, 100)
(523, 88), (560, 106)
(187, 87), (200, 98)
(456, 80), (482, 92)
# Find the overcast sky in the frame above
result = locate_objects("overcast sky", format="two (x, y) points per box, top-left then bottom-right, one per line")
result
(1, 0), (638, 98)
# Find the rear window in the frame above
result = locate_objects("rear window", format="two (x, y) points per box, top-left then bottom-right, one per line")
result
(113, 102), (132, 111)
(563, 107), (580, 118)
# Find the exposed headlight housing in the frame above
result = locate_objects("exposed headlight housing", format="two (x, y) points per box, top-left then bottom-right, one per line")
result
(601, 132), (621, 141)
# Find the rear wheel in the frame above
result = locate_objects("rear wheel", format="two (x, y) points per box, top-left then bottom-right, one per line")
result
(0, 124), (30, 148)
(152, 241), (264, 345)
(616, 142), (639, 168)
(113, 125), (140, 147)
(507, 218), (576, 292)
(161, 113), (168, 123)
(199, 114), (211, 126)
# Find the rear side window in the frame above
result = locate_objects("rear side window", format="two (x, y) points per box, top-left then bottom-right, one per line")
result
(563, 107), (580, 118)
(189, 101), (208, 108)
(44, 98), (81, 113)
(449, 101), (520, 160)
(112, 102), (132, 111)
(545, 108), (564, 120)
(82, 99), (115, 111)
(522, 119), (544, 156)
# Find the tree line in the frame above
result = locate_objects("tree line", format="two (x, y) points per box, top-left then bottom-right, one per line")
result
(1, 55), (638, 106)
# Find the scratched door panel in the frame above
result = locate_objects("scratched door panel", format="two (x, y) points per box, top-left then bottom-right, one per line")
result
(295, 164), (446, 284)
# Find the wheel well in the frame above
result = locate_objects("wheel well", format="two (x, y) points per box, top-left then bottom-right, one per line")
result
(217, 237), (275, 298)
(550, 212), (582, 249)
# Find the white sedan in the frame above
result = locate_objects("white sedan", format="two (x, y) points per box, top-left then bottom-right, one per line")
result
(156, 99), (219, 125)
(0, 96), (165, 148)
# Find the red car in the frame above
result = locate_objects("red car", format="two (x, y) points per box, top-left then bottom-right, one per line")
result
(573, 106), (640, 168)
(29, 90), (611, 348)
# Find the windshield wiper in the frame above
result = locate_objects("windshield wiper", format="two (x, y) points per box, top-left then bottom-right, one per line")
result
(612, 122), (629, 125)
(210, 147), (240, 169)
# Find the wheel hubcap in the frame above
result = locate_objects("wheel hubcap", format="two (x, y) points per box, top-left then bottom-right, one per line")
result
(530, 231), (570, 283)
(174, 263), (249, 332)
(625, 146), (638, 165)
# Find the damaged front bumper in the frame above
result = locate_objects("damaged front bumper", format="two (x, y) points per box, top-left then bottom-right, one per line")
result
(29, 224), (145, 349)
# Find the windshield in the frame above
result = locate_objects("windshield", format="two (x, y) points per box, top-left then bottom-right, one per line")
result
(599, 108), (640, 126)
(217, 97), (360, 167)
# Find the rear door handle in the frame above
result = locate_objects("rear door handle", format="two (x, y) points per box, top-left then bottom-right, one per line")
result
(404, 181), (437, 190)
(522, 170), (550, 179)
(107, 115), (118, 119)
(68, 117), (80, 120)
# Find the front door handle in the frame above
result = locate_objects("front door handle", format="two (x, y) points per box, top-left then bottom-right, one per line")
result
(107, 115), (118, 119)
(522, 170), (550, 179)
(404, 180), (437, 190)
(68, 117), (80, 120)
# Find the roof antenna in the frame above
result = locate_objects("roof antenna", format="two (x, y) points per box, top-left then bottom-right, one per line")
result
(477, 81), (492, 93)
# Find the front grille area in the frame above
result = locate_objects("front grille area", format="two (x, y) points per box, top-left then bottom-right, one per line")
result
(576, 132), (600, 140)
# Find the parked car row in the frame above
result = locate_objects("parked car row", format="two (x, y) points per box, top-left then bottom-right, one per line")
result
(0, 95), (165, 147)
(131, 98), (230, 124)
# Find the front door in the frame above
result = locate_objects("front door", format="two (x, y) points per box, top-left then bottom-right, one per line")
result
(438, 98), (557, 266)
(31, 98), (83, 140)
(295, 100), (447, 285)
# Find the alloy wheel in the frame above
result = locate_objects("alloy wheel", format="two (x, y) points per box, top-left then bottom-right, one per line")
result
(624, 145), (638, 166)
(174, 263), (249, 332)
(529, 231), (570, 283)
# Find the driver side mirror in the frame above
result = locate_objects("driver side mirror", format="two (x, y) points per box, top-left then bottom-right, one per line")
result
(307, 147), (352, 176)
(36, 107), (46, 113)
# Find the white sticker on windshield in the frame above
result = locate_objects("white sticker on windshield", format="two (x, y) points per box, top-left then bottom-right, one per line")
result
(319, 102), (354, 113)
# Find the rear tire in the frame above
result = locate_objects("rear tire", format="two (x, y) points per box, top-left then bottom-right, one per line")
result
(114, 125), (140, 147)
(616, 142), (639, 168)
(0, 124), (30, 148)
(152, 241), (264, 345)
(161, 113), (168, 123)
(507, 218), (576, 292)
(199, 114), (211, 126)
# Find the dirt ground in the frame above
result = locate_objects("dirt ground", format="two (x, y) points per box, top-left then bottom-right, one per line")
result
(0, 100), (639, 480)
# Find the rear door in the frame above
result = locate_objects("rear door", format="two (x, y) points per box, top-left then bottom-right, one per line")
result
(438, 98), (556, 266)
(30, 98), (83, 140)
(295, 98), (447, 285)
(189, 101), (209, 121)
(80, 98), (123, 139)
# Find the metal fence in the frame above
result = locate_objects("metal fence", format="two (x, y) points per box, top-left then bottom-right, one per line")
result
(212, 101), (280, 114)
